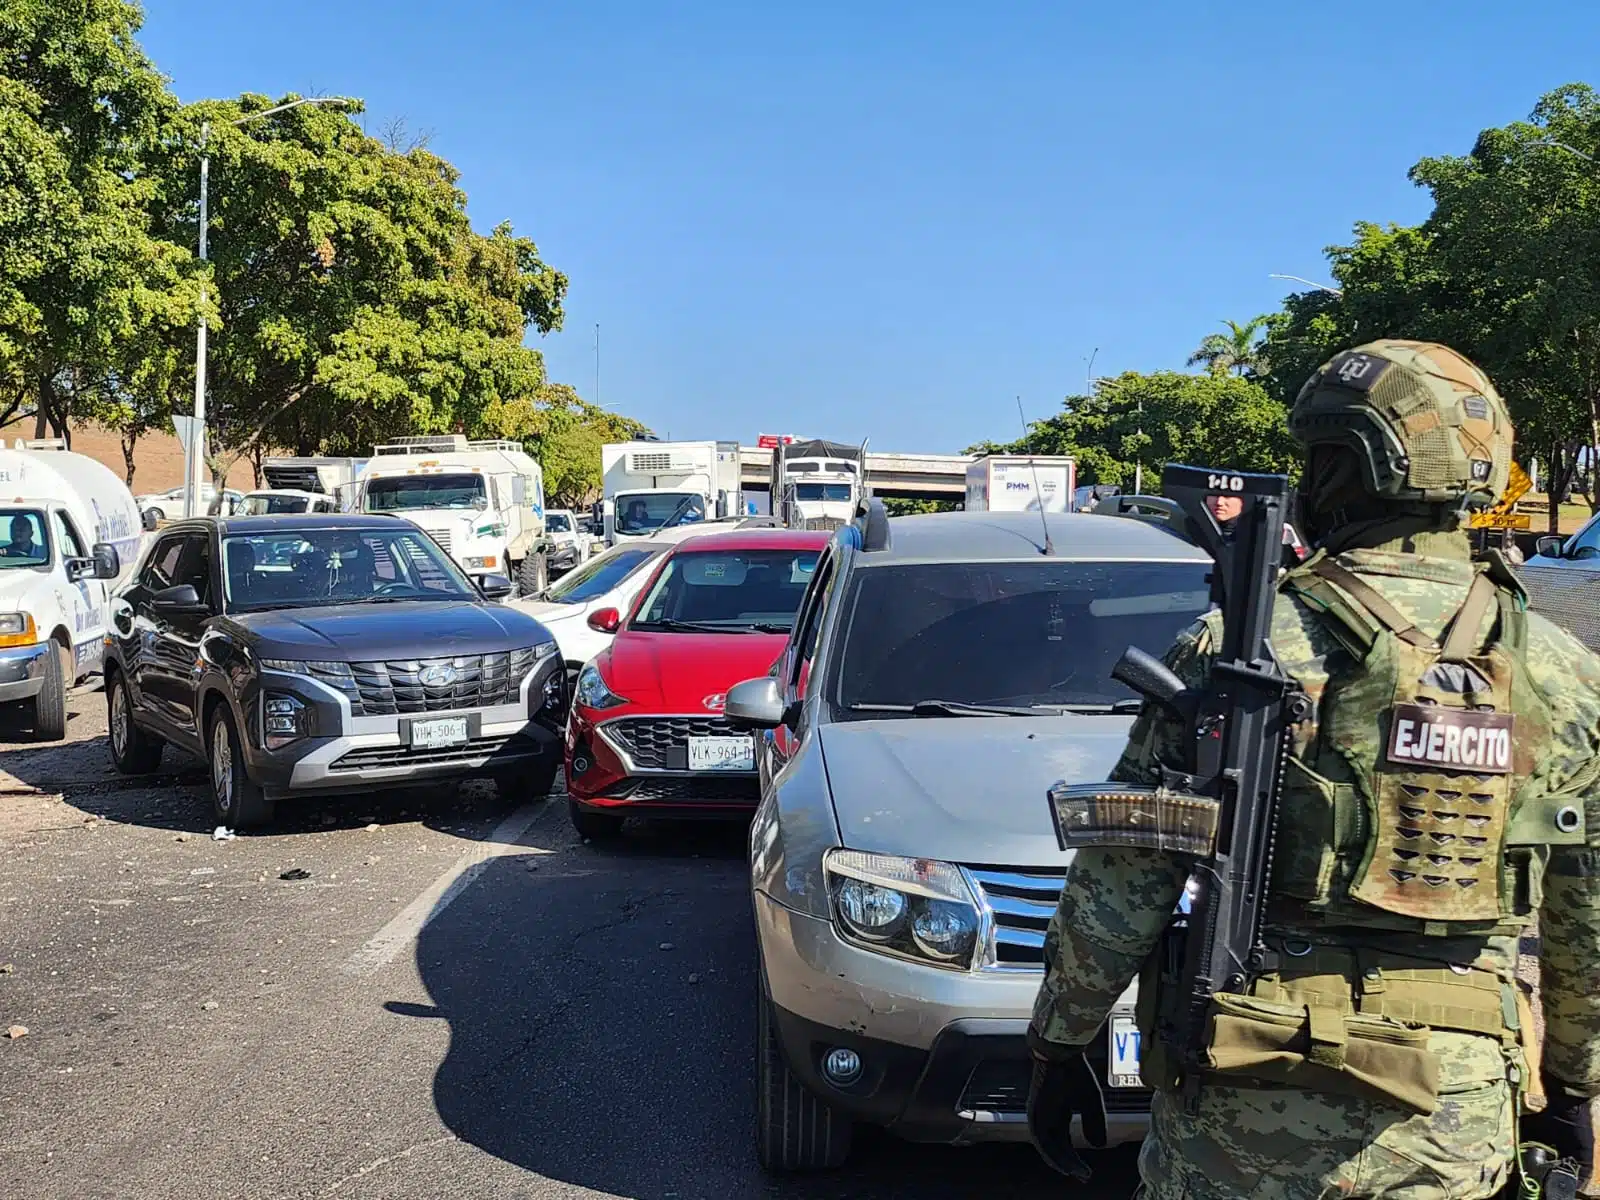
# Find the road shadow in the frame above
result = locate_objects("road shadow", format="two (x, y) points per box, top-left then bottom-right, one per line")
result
(403, 849), (1140, 1199)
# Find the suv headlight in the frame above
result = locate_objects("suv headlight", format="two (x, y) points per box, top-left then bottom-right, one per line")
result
(574, 662), (628, 710)
(823, 850), (981, 968)
(263, 693), (315, 749)
(0, 612), (37, 648)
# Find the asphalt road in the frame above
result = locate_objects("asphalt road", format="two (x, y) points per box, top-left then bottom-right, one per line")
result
(0, 687), (1140, 1200)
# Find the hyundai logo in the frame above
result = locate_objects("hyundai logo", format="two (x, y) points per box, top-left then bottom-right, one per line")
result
(419, 663), (460, 688)
(703, 692), (726, 711)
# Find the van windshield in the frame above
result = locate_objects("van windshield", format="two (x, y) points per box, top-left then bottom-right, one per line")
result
(0, 509), (49, 569)
(364, 474), (486, 513)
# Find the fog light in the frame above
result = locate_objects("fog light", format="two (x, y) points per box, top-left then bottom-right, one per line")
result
(572, 754), (592, 775)
(822, 1047), (862, 1085)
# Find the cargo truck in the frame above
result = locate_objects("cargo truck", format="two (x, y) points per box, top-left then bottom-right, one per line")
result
(772, 438), (867, 530)
(600, 440), (742, 546)
(964, 454), (1076, 513)
(350, 436), (551, 594)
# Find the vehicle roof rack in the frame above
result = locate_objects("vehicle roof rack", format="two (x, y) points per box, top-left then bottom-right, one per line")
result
(373, 435), (470, 455)
(852, 494), (890, 552)
(13, 438), (66, 451)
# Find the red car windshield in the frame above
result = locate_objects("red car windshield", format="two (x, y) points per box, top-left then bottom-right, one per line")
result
(631, 548), (820, 634)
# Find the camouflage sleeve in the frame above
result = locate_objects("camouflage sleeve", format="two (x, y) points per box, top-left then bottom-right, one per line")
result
(1526, 615), (1600, 1094)
(1027, 614), (1217, 1056)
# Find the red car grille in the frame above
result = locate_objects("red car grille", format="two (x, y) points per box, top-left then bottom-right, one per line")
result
(604, 716), (745, 771)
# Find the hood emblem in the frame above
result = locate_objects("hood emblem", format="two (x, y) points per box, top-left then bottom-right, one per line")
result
(419, 663), (460, 688)
(702, 692), (726, 712)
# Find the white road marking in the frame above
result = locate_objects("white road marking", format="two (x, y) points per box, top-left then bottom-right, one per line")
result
(342, 801), (558, 976)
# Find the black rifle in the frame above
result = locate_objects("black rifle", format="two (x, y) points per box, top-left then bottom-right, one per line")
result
(1046, 463), (1310, 1105)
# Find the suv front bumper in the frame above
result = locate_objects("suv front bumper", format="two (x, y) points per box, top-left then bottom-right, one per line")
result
(754, 890), (1149, 1146)
(0, 642), (51, 703)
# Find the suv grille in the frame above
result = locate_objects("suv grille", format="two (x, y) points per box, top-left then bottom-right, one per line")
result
(604, 716), (747, 771)
(965, 868), (1064, 967)
(321, 650), (538, 716)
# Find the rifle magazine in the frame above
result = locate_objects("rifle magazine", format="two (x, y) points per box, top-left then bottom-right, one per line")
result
(1047, 782), (1220, 856)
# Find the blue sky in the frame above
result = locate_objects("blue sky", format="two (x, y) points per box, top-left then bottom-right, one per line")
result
(138, 0), (1600, 454)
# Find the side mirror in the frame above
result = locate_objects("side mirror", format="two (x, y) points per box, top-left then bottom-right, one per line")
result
(141, 509), (160, 532)
(724, 676), (789, 730)
(477, 573), (514, 600)
(586, 607), (621, 634)
(151, 583), (205, 614)
(91, 542), (120, 580)
(1534, 535), (1565, 558)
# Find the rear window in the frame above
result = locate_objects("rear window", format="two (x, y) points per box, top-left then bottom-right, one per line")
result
(833, 560), (1210, 714)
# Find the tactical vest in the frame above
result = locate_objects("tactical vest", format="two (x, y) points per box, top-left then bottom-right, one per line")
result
(1136, 550), (1581, 1113)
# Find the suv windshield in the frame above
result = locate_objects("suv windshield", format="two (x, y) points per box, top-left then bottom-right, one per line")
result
(222, 526), (477, 611)
(242, 494), (310, 515)
(632, 547), (820, 632)
(546, 512), (572, 533)
(617, 492), (705, 534)
(0, 509), (49, 569)
(544, 545), (663, 604)
(835, 560), (1210, 714)
(364, 474), (486, 513)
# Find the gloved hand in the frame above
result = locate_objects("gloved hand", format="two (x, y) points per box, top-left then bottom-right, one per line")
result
(1026, 1048), (1106, 1181)
(1521, 1076), (1595, 1188)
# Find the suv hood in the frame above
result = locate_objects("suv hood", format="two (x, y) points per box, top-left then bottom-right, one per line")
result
(818, 716), (1135, 867)
(229, 600), (551, 661)
(599, 630), (785, 710)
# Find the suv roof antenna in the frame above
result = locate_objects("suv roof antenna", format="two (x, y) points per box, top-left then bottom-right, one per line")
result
(1016, 396), (1054, 555)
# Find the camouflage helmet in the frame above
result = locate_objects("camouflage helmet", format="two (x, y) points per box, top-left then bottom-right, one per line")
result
(1289, 340), (1513, 510)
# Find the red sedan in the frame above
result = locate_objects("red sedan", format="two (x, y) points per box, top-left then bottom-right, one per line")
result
(564, 527), (830, 839)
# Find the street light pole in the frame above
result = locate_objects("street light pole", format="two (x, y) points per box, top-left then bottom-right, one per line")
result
(186, 96), (354, 519)
(1269, 273), (1343, 296)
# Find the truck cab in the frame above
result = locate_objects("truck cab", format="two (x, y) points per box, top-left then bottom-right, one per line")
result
(0, 440), (145, 739)
(600, 440), (742, 547)
(352, 436), (550, 595)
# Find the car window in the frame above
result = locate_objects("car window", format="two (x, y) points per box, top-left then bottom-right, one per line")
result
(175, 535), (216, 609)
(141, 536), (187, 590)
(544, 546), (662, 604)
(788, 550), (838, 692)
(0, 508), (49, 568)
(53, 511), (87, 559)
(632, 547), (820, 632)
(546, 513), (571, 533)
(1563, 514), (1600, 560)
(832, 560), (1211, 716)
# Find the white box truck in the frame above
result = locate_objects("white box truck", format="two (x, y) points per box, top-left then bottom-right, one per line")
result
(351, 436), (551, 593)
(965, 455), (1076, 513)
(600, 440), (742, 546)
(0, 439), (149, 739)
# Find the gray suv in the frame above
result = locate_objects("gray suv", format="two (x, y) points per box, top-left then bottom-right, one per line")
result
(725, 502), (1212, 1171)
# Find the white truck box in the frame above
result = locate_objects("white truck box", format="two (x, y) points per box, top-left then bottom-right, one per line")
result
(964, 455), (1076, 513)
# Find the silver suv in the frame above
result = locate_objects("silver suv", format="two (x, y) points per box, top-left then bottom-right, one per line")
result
(726, 503), (1212, 1171)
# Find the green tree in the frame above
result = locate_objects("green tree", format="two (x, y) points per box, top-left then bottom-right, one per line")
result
(480, 382), (648, 507)
(0, 0), (184, 440)
(1186, 317), (1270, 377)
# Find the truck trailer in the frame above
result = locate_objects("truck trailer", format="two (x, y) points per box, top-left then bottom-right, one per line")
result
(964, 454), (1076, 513)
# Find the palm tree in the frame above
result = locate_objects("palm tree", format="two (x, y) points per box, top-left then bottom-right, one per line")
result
(1188, 317), (1270, 377)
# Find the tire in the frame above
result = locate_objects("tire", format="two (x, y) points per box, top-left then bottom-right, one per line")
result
(106, 668), (162, 774)
(147, 506), (165, 523)
(756, 978), (852, 1171)
(28, 639), (70, 742)
(518, 550), (549, 598)
(496, 755), (561, 804)
(568, 797), (624, 841)
(206, 705), (275, 828)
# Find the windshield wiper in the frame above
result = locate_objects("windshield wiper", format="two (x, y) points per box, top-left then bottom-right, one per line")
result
(1056, 699), (1146, 714)
(643, 618), (752, 634)
(847, 699), (1059, 718)
(747, 622), (793, 634)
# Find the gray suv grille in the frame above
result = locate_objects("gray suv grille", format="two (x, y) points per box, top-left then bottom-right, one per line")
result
(966, 868), (1065, 967)
(605, 716), (745, 771)
(320, 651), (537, 716)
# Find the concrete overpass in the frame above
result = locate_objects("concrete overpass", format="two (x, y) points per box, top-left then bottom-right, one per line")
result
(738, 446), (972, 501)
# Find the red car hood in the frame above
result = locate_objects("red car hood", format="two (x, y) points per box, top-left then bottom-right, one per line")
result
(598, 630), (786, 712)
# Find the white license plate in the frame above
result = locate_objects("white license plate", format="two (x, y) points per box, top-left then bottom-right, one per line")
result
(1108, 1012), (1142, 1087)
(687, 735), (754, 772)
(411, 717), (468, 750)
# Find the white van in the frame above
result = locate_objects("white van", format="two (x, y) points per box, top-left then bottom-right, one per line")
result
(0, 440), (147, 739)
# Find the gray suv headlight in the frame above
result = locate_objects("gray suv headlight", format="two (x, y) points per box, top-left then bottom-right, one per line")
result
(822, 850), (981, 969)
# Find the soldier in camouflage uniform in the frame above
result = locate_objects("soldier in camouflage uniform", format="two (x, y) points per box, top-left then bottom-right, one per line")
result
(1027, 340), (1600, 1199)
